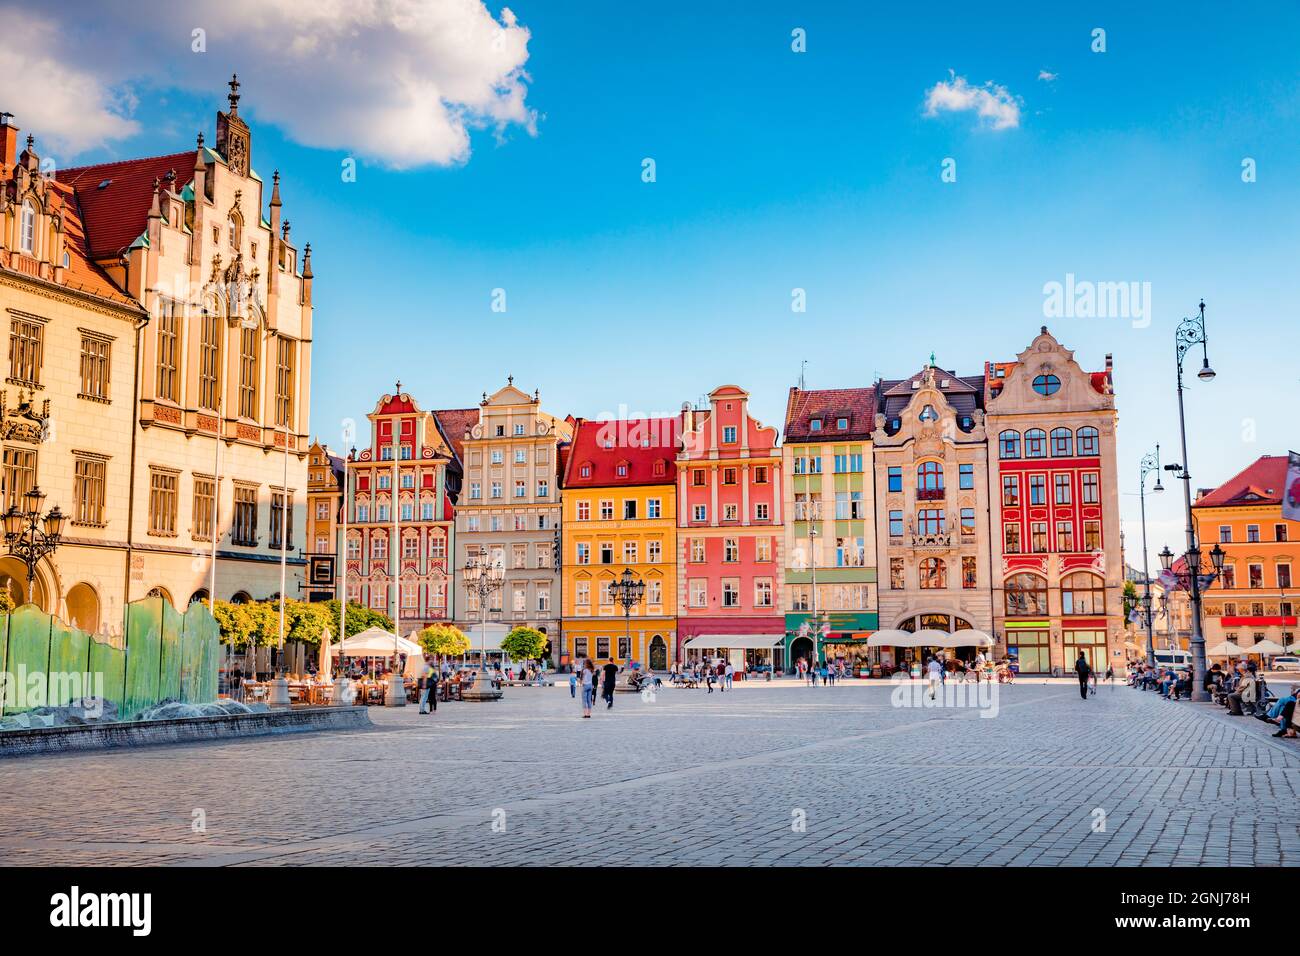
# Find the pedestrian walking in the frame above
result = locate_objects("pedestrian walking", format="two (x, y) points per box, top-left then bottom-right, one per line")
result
(602, 659), (618, 709)
(724, 661), (734, 689)
(1075, 652), (1092, 700)
(417, 660), (438, 714)
(580, 658), (595, 717)
(569, 669), (577, 698)
(926, 655), (942, 701)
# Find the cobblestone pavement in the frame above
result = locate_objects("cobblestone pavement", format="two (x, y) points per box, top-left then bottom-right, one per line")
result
(1, 678), (1297, 866)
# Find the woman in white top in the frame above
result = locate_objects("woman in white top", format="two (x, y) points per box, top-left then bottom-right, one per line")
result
(926, 656), (943, 700)
(580, 658), (595, 718)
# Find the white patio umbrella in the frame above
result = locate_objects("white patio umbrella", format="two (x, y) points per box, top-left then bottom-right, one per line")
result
(1206, 640), (1246, 658)
(337, 627), (422, 657)
(1247, 639), (1286, 656)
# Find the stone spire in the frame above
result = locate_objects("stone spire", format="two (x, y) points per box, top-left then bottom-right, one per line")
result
(227, 73), (241, 115)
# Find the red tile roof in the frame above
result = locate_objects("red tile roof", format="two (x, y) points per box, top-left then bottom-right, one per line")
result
(432, 408), (479, 466)
(58, 152), (195, 259)
(784, 386), (876, 441)
(1195, 456), (1290, 509)
(562, 417), (679, 488)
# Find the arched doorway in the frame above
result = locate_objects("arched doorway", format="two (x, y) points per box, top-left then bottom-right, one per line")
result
(66, 583), (101, 633)
(0, 556), (46, 610)
(790, 636), (814, 669)
(146, 586), (173, 605)
(648, 634), (667, 671)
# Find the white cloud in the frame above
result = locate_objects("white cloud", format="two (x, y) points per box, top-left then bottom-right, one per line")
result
(0, 12), (140, 157)
(923, 71), (1021, 130)
(0, 0), (537, 168)
(1037, 70), (1058, 82)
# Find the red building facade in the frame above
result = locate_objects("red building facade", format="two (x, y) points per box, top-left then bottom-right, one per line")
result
(676, 385), (785, 668)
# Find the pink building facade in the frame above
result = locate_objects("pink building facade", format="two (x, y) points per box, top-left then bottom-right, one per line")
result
(676, 385), (785, 669)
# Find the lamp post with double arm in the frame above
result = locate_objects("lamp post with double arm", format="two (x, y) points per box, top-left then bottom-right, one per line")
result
(1168, 300), (1218, 700)
(608, 568), (646, 667)
(461, 554), (505, 701)
(1138, 446), (1164, 664)
(2, 487), (66, 606)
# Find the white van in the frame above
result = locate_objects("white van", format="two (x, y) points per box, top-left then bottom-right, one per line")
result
(1151, 650), (1193, 669)
(1270, 656), (1300, 672)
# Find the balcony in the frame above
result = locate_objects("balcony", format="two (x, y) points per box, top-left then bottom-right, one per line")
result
(909, 531), (954, 550)
(916, 487), (946, 502)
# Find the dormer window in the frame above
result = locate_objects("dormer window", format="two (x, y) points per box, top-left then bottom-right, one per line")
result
(616, 461), (629, 477)
(809, 419), (822, 432)
(836, 417), (848, 429)
(19, 202), (35, 253)
(652, 459), (666, 478)
(580, 464), (592, 478)
(61, 251), (70, 269)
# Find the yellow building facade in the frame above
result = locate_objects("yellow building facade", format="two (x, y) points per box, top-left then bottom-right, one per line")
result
(560, 416), (678, 669)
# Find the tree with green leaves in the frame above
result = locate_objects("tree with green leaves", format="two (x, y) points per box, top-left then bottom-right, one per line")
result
(1122, 580), (1139, 621)
(212, 600), (256, 647)
(419, 622), (470, 658)
(285, 600), (334, 645)
(501, 625), (547, 662)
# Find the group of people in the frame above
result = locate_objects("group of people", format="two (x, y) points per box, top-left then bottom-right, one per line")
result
(1128, 656), (1297, 738)
(666, 660), (736, 692)
(570, 658), (621, 716)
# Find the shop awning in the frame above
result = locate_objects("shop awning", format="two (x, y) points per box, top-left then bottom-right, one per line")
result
(682, 634), (783, 650)
(866, 629), (994, 648)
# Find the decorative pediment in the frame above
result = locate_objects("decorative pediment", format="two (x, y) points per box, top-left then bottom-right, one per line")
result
(0, 389), (51, 444)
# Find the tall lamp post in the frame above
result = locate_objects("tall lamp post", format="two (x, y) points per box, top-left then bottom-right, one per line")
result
(1138, 446), (1165, 664)
(3, 487), (66, 605)
(608, 568), (646, 667)
(1169, 299), (1218, 700)
(461, 554), (505, 701)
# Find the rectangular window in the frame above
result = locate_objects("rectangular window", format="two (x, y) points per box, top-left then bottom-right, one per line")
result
(1002, 475), (1019, 507)
(198, 315), (220, 411)
(148, 468), (179, 537)
(962, 555), (977, 589)
(1247, 524), (1260, 543)
(537, 479), (550, 498)
(1084, 520), (1101, 552)
(1056, 520), (1074, 553)
(624, 499), (638, 519)
(693, 504), (707, 522)
(647, 498), (661, 519)
(959, 463), (974, 490)
(79, 334), (111, 401)
(372, 536), (388, 560)
(755, 502), (770, 521)
(192, 475), (215, 541)
(1278, 564), (1292, 589)
(1249, 564), (1263, 588)
(270, 490), (294, 549)
(960, 508), (975, 536)
(155, 302), (180, 402)
(890, 557), (905, 589)
(690, 579), (707, 607)
(575, 581), (590, 607)
(722, 579), (740, 607)
(1081, 472), (1100, 505)
(623, 541), (637, 563)
(1004, 523), (1021, 553)
(1054, 473), (1072, 505)
(600, 542), (614, 564)
(232, 485), (258, 546)
(576, 500), (590, 521)
(724, 538), (739, 562)
(647, 580), (662, 605)
(889, 509), (904, 536)
(648, 540), (661, 563)
(723, 426), (737, 443)
(1031, 522), (1048, 553)
(573, 636), (589, 657)
(275, 337), (295, 427)
(238, 326), (259, 419)
(600, 500), (614, 520)
(691, 538), (705, 563)
(597, 637), (611, 658)
(887, 467), (902, 492)
(917, 509), (944, 535)
(753, 466), (769, 484)
(1276, 523), (1288, 542)
(73, 456), (107, 526)
(1029, 475), (1046, 506)
(756, 536), (771, 562)
(576, 542), (590, 565)
(8, 317), (43, 387)
(755, 579), (773, 607)
(723, 503), (738, 522)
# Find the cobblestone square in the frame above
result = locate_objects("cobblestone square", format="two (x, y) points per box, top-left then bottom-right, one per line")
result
(1, 679), (1296, 867)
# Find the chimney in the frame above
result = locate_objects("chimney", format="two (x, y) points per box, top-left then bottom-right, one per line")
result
(0, 113), (19, 168)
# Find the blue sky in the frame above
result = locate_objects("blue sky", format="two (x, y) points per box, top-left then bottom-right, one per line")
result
(10, 0), (1300, 570)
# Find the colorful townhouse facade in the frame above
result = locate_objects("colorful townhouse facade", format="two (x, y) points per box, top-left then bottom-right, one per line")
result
(1194, 455), (1298, 653)
(871, 362), (994, 670)
(986, 328), (1122, 674)
(451, 380), (571, 657)
(781, 387), (879, 669)
(676, 386), (785, 670)
(342, 387), (464, 635)
(305, 440), (345, 602)
(560, 416), (678, 669)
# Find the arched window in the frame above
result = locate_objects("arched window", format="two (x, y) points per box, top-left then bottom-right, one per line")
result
(228, 215), (239, 249)
(919, 557), (947, 589)
(999, 430), (1021, 459)
(1061, 572), (1105, 615)
(916, 460), (944, 495)
(1050, 427), (1073, 457)
(1032, 373), (1061, 396)
(145, 586), (173, 605)
(1024, 428), (1047, 458)
(19, 201), (35, 253)
(1005, 573), (1048, 616)
(1076, 426), (1100, 456)
(918, 404), (939, 422)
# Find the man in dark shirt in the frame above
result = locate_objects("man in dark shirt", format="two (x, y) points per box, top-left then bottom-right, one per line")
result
(1075, 652), (1092, 700)
(601, 661), (619, 709)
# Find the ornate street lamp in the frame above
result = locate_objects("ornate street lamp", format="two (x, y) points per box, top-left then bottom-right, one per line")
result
(2, 486), (66, 606)
(461, 554), (505, 701)
(1170, 300), (1216, 700)
(607, 568), (645, 665)
(1137, 446), (1164, 664)
(1160, 542), (1226, 659)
